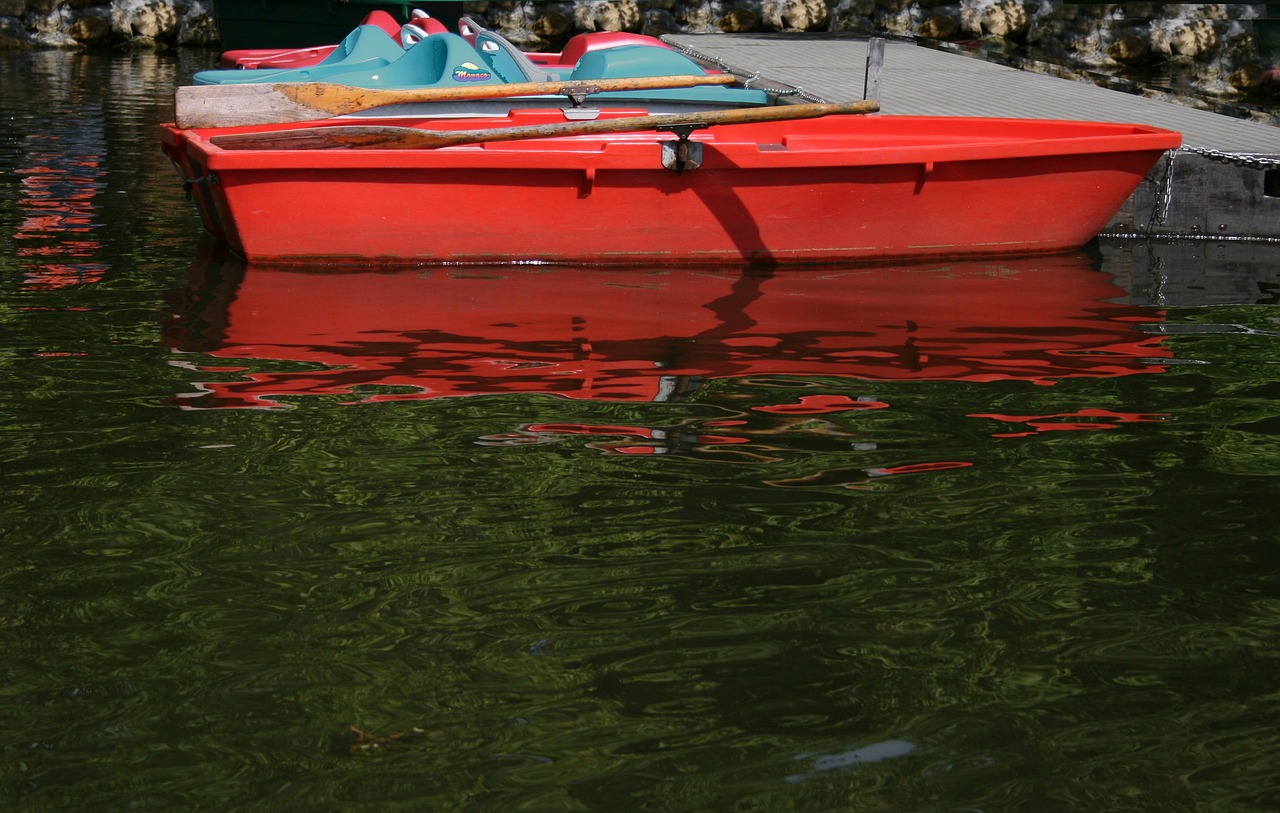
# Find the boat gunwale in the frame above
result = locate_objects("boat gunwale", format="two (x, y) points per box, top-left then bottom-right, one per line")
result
(169, 115), (1181, 173)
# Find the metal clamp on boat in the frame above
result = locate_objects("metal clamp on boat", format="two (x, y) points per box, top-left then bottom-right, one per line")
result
(657, 123), (708, 173)
(561, 86), (603, 109)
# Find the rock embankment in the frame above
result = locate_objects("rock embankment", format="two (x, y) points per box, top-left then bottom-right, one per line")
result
(1, 1), (1275, 99)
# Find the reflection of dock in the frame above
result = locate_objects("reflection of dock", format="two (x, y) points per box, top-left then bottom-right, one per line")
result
(1101, 239), (1280, 307)
(663, 34), (1280, 241)
(165, 247), (1169, 409)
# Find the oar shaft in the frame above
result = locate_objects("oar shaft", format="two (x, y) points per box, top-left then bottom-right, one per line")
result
(422, 101), (880, 149)
(292, 73), (736, 109)
(208, 101), (881, 151)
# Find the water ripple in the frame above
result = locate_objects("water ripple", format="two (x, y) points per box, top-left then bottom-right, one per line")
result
(4, 48), (1280, 813)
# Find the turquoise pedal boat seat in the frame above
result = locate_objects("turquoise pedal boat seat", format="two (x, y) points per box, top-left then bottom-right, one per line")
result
(569, 45), (712, 80)
(473, 29), (560, 83)
(571, 46), (770, 107)
(193, 24), (405, 85)
(193, 31), (508, 90)
(326, 32), (508, 88)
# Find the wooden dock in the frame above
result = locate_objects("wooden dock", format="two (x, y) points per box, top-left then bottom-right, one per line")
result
(664, 33), (1280, 241)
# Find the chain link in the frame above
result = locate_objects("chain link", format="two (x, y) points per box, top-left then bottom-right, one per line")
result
(664, 41), (830, 103)
(1179, 145), (1280, 170)
(1152, 148), (1176, 225)
(1144, 144), (1280, 234)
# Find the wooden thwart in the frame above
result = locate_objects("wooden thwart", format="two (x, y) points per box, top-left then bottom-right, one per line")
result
(207, 100), (881, 151)
(175, 74), (738, 129)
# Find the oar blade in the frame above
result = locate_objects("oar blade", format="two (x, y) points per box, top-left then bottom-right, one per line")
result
(211, 125), (427, 151)
(175, 83), (335, 129)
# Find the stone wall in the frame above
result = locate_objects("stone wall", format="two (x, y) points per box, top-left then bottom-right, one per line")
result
(0, 0), (218, 49)
(1, 0), (1275, 98)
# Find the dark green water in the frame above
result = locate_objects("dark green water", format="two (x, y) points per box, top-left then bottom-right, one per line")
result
(3, 50), (1280, 811)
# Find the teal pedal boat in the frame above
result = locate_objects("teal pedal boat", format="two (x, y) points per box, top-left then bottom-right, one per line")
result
(193, 18), (769, 113)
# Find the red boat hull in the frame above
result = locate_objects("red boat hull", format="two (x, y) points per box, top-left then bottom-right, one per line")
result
(162, 112), (1180, 266)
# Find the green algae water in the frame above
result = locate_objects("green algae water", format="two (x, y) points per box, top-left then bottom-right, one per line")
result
(3, 50), (1280, 811)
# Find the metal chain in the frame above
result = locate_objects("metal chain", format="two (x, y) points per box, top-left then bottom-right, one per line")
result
(1179, 145), (1280, 170)
(1152, 148), (1176, 226)
(1143, 144), (1280, 236)
(663, 41), (829, 103)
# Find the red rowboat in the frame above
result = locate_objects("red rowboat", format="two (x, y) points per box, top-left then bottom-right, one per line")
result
(161, 108), (1180, 266)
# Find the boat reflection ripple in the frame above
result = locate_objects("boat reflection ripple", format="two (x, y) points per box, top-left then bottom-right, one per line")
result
(165, 247), (1170, 411)
(161, 248), (1175, 492)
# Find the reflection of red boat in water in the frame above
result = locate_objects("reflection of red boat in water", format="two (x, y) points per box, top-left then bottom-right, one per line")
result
(165, 246), (1170, 410)
(15, 125), (109, 290)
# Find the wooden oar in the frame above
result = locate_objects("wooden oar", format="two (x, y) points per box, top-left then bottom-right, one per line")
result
(208, 100), (880, 151)
(175, 74), (738, 129)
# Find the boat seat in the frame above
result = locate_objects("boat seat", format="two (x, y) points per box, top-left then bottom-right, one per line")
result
(193, 25), (406, 84)
(218, 10), (401, 69)
(569, 44), (712, 80)
(347, 31), (507, 88)
(312, 23), (405, 67)
(359, 10), (404, 40)
(567, 44), (769, 107)
(457, 16), (560, 83)
(557, 31), (669, 68)
(457, 16), (480, 45)
(401, 8), (449, 47)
